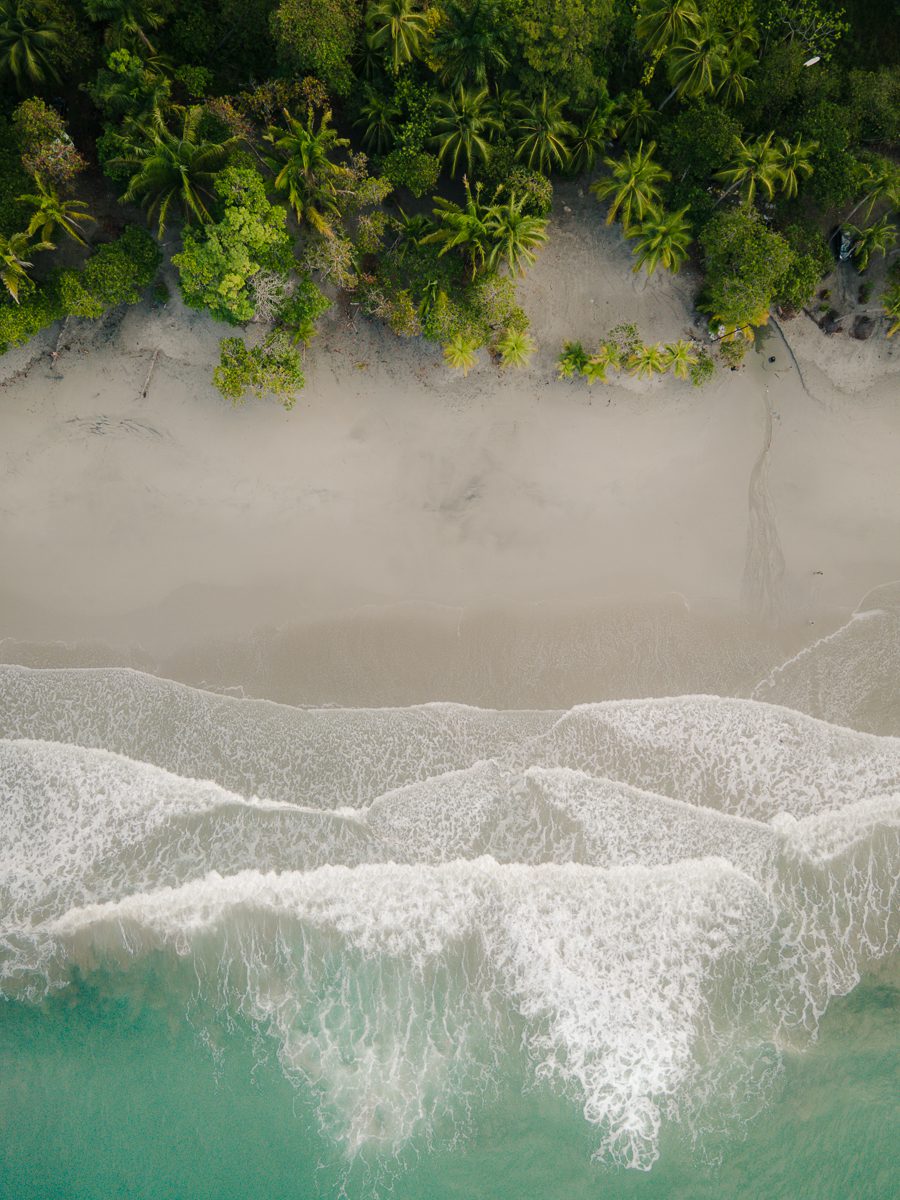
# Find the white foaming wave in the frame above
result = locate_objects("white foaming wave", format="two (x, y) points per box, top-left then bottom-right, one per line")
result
(2, 680), (899, 1171)
(0, 664), (556, 807)
(0, 738), (385, 927)
(26, 858), (773, 1170)
(366, 762), (776, 873)
(523, 696), (900, 819)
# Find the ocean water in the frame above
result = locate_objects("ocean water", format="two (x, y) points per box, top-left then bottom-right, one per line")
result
(1, 647), (898, 1198)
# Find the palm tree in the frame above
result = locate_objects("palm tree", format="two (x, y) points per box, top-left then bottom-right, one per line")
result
(0, 0), (62, 90)
(847, 216), (898, 272)
(113, 106), (239, 235)
(661, 21), (725, 109)
(612, 90), (655, 145)
(582, 341), (620, 384)
(845, 160), (900, 223)
(484, 191), (548, 275)
(512, 90), (577, 174)
(366, 0), (429, 73)
(591, 141), (671, 227)
(496, 328), (535, 368)
(715, 47), (755, 107)
(0, 228), (53, 302)
(662, 338), (698, 380)
(18, 177), (95, 246)
(265, 107), (350, 237)
(430, 0), (507, 88)
(355, 88), (400, 155)
(84, 0), (165, 55)
(627, 342), (668, 378)
(432, 86), (498, 177)
(715, 132), (784, 205)
(777, 136), (816, 200)
(390, 208), (431, 261)
(557, 340), (588, 379)
(489, 86), (520, 130)
(422, 178), (492, 277)
(569, 101), (614, 174)
(627, 205), (691, 275)
(636, 0), (700, 54)
(443, 332), (480, 374)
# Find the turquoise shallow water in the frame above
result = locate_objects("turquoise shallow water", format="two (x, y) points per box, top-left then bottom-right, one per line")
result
(0, 973), (897, 1200)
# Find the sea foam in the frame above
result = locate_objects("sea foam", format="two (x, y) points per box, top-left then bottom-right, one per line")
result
(0, 667), (898, 1170)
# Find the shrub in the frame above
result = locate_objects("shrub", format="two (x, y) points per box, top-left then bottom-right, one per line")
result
(0, 277), (65, 354)
(505, 167), (553, 217)
(213, 334), (305, 407)
(277, 276), (331, 345)
(58, 227), (161, 318)
(11, 100), (86, 187)
(381, 148), (441, 198)
(271, 0), (360, 97)
(173, 167), (293, 324)
(689, 347), (715, 387)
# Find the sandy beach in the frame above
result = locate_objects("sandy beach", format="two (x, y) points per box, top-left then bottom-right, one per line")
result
(1, 187), (898, 705)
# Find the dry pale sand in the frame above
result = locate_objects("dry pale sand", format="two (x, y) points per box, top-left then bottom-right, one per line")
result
(1, 187), (898, 706)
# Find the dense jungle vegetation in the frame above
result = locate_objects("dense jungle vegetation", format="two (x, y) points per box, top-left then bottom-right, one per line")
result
(0, 0), (898, 400)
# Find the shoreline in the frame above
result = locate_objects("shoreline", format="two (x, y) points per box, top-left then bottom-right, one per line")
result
(1, 192), (898, 706)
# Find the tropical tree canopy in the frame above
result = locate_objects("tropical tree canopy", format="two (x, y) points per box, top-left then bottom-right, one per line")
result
(113, 106), (240, 235)
(431, 86), (498, 177)
(0, 0), (63, 90)
(627, 205), (692, 275)
(366, 0), (429, 73)
(512, 90), (577, 174)
(265, 107), (351, 236)
(430, 0), (508, 88)
(591, 140), (671, 226)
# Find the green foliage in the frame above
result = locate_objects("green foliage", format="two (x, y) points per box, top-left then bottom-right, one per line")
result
(87, 49), (171, 122)
(213, 333), (305, 407)
(264, 106), (350, 236)
(0, 272), (63, 351)
(431, 85), (498, 177)
(429, 0), (509, 88)
(627, 205), (692, 276)
(381, 148), (440, 197)
(503, 167), (552, 217)
(18, 176), (94, 245)
(0, 116), (30, 235)
(557, 340), (588, 378)
(688, 345), (714, 386)
(277, 274), (331, 345)
(11, 97), (86, 186)
(113, 105), (240, 235)
(497, 0), (616, 101)
(173, 166), (293, 325)
(511, 89), (577, 175)
(366, 0), (429, 74)
(761, 0), (848, 62)
(271, 0), (360, 97)
(591, 140), (670, 226)
(658, 102), (740, 189)
(495, 327), (535, 368)
(846, 68), (900, 144)
(57, 224), (160, 317)
(699, 208), (794, 330)
(442, 330), (480, 374)
(0, 0), (64, 90)
(773, 251), (823, 313)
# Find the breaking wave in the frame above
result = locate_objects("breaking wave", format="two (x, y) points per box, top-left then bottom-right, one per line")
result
(1, 666), (898, 1172)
